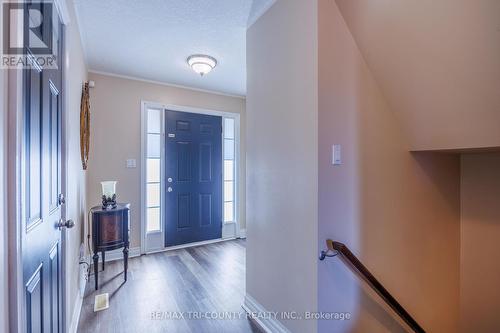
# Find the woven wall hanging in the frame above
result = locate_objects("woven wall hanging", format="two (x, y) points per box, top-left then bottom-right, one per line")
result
(80, 82), (90, 170)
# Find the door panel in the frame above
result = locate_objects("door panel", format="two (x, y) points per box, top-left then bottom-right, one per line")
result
(199, 143), (212, 181)
(48, 81), (60, 212)
(200, 194), (212, 226)
(22, 2), (64, 332)
(177, 141), (192, 181)
(27, 64), (43, 226)
(25, 265), (43, 333)
(165, 111), (222, 246)
(177, 194), (191, 229)
(48, 244), (60, 333)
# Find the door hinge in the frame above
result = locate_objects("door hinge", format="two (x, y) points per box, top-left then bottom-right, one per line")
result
(58, 194), (66, 205)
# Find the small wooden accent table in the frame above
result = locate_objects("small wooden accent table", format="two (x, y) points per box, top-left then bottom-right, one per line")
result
(90, 203), (130, 290)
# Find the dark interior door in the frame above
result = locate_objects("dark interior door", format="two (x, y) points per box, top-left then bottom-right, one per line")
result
(22, 2), (64, 332)
(165, 111), (222, 247)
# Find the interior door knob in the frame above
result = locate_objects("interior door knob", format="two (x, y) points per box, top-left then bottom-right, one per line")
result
(57, 219), (75, 230)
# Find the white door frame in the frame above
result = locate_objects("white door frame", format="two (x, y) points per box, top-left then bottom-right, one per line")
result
(0, 32), (9, 333)
(58, 3), (74, 332)
(6, 1), (70, 332)
(140, 101), (242, 254)
(7, 60), (24, 333)
(0, 0), (10, 322)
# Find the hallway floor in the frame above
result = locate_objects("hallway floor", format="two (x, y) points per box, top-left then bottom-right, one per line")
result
(77, 239), (261, 333)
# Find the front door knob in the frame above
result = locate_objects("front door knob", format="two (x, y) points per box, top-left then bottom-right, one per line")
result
(58, 219), (75, 230)
(167, 187), (173, 192)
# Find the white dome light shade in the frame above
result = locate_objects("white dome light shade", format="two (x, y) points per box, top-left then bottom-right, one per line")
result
(187, 55), (217, 76)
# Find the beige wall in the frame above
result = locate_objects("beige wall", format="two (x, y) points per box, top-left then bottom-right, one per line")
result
(64, 0), (88, 328)
(318, 1), (461, 332)
(246, 0), (318, 332)
(86, 72), (246, 249)
(460, 153), (500, 332)
(335, 0), (500, 151)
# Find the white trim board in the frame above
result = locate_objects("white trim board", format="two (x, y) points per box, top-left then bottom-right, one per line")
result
(0, 46), (8, 333)
(53, 0), (71, 25)
(145, 237), (236, 255)
(7, 29), (27, 333)
(92, 247), (141, 264)
(69, 246), (86, 333)
(222, 222), (238, 239)
(96, 239), (236, 262)
(242, 294), (290, 333)
(89, 70), (246, 99)
(68, 287), (84, 333)
(238, 228), (246, 239)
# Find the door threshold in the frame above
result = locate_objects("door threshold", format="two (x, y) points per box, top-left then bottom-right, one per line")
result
(145, 237), (237, 255)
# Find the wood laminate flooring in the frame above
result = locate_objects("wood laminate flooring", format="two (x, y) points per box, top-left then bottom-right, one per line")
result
(77, 239), (261, 333)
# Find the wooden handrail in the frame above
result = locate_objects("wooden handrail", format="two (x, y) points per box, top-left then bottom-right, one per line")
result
(322, 239), (426, 333)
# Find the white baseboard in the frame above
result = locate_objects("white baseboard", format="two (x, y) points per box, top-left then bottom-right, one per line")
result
(69, 246), (87, 333)
(145, 238), (234, 255)
(222, 222), (237, 239)
(242, 294), (290, 333)
(69, 291), (83, 333)
(92, 246), (141, 263)
(238, 228), (246, 239)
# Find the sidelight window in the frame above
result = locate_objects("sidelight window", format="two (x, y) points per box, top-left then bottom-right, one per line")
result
(145, 108), (162, 232)
(223, 118), (236, 223)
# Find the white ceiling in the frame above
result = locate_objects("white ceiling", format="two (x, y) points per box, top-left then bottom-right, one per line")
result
(73, 0), (276, 96)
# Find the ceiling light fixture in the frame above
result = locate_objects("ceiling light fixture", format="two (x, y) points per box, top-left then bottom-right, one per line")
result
(187, 54), (217, 76)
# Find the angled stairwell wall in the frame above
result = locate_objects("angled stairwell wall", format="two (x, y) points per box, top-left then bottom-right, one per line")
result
(334, 0), (500, 151)
(317, 1), (461, 332)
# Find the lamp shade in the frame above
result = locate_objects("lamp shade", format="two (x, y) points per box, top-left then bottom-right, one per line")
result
(101, 181), (117, 198)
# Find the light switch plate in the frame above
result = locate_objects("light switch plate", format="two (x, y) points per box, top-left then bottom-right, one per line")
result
(126, 159), (137, 168)
(332, 145), (342, 165)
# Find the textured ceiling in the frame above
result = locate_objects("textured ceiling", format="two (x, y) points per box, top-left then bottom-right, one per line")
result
(74, 0), (276, 96)
(335, 0), (500, 150)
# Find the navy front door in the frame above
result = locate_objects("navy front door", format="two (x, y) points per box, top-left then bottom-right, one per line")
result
(165, 111), (223, 246)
